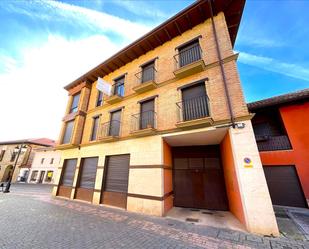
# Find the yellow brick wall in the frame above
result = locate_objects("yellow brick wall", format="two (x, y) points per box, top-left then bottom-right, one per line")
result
(74, 12), (248, 145)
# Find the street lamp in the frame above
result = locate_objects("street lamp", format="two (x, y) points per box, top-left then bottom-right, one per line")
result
(3, 143), (26, 193)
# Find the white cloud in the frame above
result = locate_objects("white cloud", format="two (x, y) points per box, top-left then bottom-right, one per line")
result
(112, 0), (169, 19)
(2, 0), (152, 40)
(238, 51), (309, 82)
(0, 34), (121, 141)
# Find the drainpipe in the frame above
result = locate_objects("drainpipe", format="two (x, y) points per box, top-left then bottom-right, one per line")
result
(208, 0), (236, 128)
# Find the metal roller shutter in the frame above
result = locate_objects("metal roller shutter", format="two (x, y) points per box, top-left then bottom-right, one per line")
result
(75, 157), (98, 202)
(263, 166), (307, 208)
(57, 159), (77, 198)
(102, 154), (130, 209)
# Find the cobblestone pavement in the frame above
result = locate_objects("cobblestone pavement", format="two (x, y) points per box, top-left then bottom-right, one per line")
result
(0, 184), (308, 249)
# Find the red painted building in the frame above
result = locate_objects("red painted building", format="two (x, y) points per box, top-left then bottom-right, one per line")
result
(249, 89), (309, 208)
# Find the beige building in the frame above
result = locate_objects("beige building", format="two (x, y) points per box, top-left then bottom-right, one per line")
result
(53, 0), (279, 235)
(0, 138), (54, 183)
(28, 147), (60, 184)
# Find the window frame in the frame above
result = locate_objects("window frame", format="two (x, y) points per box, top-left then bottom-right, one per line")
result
(62, 120), (74, 144)
(90, 116), (100, 141)
(69, 93), (80, 114)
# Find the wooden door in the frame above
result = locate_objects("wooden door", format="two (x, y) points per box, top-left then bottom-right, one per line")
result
(173, 146), (228, 210)
(140, 99), (154, 129)
(101, 154), (130, 209)
(109, 110), (121, 136)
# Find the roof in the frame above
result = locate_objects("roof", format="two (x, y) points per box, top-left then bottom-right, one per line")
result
(0, 138), (55, 147)
(248, 88), (309, 111)
(64, 0), (245, 91)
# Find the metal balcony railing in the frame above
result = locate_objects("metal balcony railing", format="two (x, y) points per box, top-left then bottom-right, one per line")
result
(255, 135), (292, 151)
(131, 111), (157, 132)
(176, 95), (210, 122)
(98, 120), (121, 139)
(174, 44), (202, 69)
(135, 66), (157, 84)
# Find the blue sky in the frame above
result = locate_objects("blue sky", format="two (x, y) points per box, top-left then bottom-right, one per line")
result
(0, 0), (308, 140)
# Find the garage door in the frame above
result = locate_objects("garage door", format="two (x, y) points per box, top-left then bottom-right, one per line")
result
(75, 157), (98, 202)
(173, 146), (228, 210)
(263, 166), (307, 208)
(101, 154), (130, 209)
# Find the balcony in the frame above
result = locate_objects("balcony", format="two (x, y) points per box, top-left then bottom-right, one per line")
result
(130, 111), (157, 137)
(97, 120), (121, 142)
(105, 83), (124, 104)
(176, 95), (213, 129)
(133, 66), (158, 94)
(173, 44), (206, 79)
(256, 135), (292, 151)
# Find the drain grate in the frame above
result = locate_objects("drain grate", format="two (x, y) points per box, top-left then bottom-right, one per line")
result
(202, 211), (213, 215)
(275, 212), (289, 219)
(190, 209), (200, 212)
(186, 218), (199, 223)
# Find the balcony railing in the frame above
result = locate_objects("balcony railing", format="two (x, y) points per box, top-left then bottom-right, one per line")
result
(135, 66), (157, 84)
(255, 135), (292, 151)
(98, 120), (121, 139)
(176, 95), (210, 123)
(131, 110), (157, 132)
(174, 44), (202, 69)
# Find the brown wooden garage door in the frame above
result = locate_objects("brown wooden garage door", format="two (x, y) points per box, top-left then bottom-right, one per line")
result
(263, 166), (307, 208)
(75, 157), (98, 202)
(57, 159), (77, 198)
(101, 154), (130, 209)
(173, 146), (228, 210)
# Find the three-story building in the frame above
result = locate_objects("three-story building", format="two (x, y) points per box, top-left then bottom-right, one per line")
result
(53, 0), (278, 235)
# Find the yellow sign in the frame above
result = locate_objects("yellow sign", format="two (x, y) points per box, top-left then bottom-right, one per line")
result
(244, 157), (253, 168)
(47, 172), (53, 177)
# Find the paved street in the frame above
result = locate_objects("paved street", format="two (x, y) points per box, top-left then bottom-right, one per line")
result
(0, 184), (308, 249)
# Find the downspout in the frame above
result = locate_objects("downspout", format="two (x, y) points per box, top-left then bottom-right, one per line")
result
(208, 0), (236, 128)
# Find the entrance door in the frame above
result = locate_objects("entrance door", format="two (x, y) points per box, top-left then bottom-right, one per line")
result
(109, 110), (121, 136)
(140, 99), (154, 129)
(173, 146), (228, 210)
(101, 154), (130, 209)
(38, 171), (45, 183)
(263, 166), (307, 208)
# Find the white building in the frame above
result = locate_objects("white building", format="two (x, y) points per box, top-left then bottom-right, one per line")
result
(28, 147), (60, 184)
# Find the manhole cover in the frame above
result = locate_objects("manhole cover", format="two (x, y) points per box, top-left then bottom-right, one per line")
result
(186, 218), (199, 223)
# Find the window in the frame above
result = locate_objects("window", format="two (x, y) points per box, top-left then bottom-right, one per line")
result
(31, 171), (38, 181)
(0, 150), (5, 161)
(69, 93), (80, 113)
(141, 61), (155, 83)
(62, 120), (74, 144)
(10, 152), (17, 162)
(140, 99), (155, 129)
(181, 83), (208, 121)
(90, 116), (99, 141)
(50, 158), (54, 164)
(60, 159), (77, 186)
(96, 91), (103, 107)
(114, 76), (125, 97)
(178, 40), (201, 67)
(109, 110), (121, 136)
(45, 171), (53, 182)
(41, 158), (45, 164)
